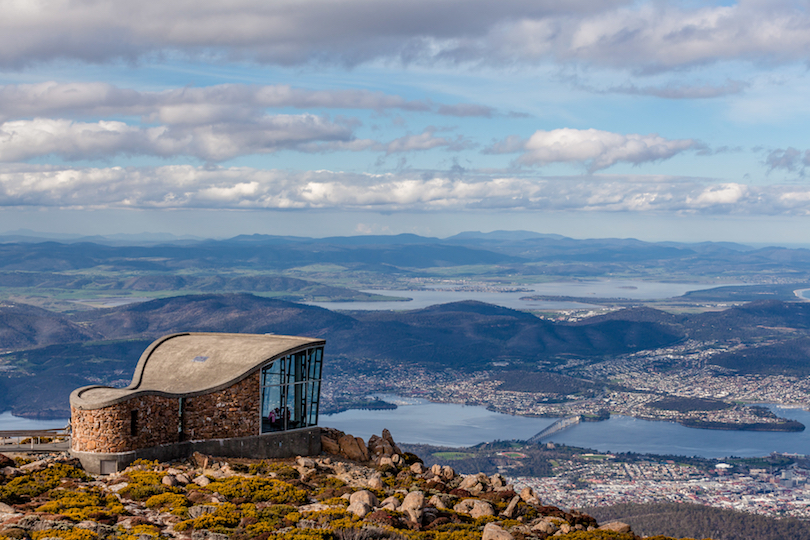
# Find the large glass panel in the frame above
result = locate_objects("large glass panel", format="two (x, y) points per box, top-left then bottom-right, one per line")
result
(260, 347), (324, 433)
(261, 385), (283, 432)
(307, 380), (320, 426)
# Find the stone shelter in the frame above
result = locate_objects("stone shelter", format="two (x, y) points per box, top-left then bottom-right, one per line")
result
(70, 332), (324, 474)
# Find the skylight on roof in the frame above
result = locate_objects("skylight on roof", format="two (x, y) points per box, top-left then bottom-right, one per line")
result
(192, 356), (209, 363)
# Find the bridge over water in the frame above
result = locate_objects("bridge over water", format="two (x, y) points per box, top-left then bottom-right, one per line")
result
(527, 415), (581, 444)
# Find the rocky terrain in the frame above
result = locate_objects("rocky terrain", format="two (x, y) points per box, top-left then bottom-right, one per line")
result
(0, 429), (702, 540)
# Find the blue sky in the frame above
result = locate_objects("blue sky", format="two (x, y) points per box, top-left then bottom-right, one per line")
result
(2, 0), (810, 243)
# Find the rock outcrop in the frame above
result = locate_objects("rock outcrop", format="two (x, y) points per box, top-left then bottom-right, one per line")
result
(0, 437), (664, 540)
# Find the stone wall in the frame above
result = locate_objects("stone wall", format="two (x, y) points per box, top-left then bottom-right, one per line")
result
(71, 394), (178, 453)
(71, 372), (261, 453)
(183, 372), (260, 440)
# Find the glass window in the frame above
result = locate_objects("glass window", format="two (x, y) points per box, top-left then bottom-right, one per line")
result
(260, 346), (323, 434)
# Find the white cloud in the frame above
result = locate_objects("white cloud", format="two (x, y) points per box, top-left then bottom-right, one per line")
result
(2, 164), (809, 216)
(1, 1), (810, 72)
(488, 128), (697, 171)
(0, 116), (358, 162)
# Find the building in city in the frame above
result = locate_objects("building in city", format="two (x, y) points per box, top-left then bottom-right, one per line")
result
(70, 332), (324, 474)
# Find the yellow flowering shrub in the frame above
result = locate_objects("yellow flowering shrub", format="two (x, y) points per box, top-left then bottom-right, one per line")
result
(204, 477), (307, 504)
(30, 529), (97, 540)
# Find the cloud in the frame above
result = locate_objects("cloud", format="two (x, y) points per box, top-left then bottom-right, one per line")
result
(0, 82), (504, 122)
(0, 116), (358, 162)
(385, 129), (473, 154)
(0, 117), (477, 162)
(571, 78), (750, 99)
(2, 164), (810, 216)
(2, 1), (810, 72)
(487, 128), (697, 171)
(766, 147), (810, 175)
(436, 104), (495, 117)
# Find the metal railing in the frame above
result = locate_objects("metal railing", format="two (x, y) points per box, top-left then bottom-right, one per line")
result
(0, 427), (70, 452)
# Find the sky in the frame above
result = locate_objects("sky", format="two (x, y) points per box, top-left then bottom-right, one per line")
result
(2, 0), (810, 243)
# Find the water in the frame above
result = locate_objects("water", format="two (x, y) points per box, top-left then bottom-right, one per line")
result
(309, 280), (736, 311)
(322, 396), (810, 458)
(0, 411), (69, 431)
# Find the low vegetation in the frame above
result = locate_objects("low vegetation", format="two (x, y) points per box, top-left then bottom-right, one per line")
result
(0, 449), (705, 540)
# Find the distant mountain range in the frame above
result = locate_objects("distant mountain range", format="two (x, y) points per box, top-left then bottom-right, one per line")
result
(0, 230), (809, 278)
(4, 294), (810, 418)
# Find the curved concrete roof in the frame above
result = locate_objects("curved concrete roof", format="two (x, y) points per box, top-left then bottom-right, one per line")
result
(70, 332), (325, 410)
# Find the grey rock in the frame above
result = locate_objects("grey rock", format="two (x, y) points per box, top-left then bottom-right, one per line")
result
(188, 505), (218, 519)
(482, 522), (514, 540)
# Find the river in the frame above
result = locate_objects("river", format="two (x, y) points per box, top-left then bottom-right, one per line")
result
(322, 395), (810, 459)
(308, 280), (738, 311)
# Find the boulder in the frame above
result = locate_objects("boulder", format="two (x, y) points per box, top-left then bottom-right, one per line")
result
(501, 495), (520, 518)
(482, 523), (514, 540)
(428, 495), (447, 510)
(440, 465), (455, 480)
(401, 491), (425, 522)
(530, 520), (557, 534)
(162, 475), (178, 487)
(188, 506), (217, 519)
(0, 502), (17, 514)
(175, 473), (190, 485)
(20, 460), (48, 472)
(347, 501), (371, 518)
(349, 490), (379, 508)
(409, 463), (426, 475)
(599, 521), (632, 533)
(0, 454), (15, 468)
(380, 496), (401, 510)
(453, 499), (493, 518)
(193, 475), (211, 487)
(470, 500), (495, 519)
(338, 434), (369, 462)
(458, 475), (479, 490)
(321, 435), (341, 455)
(519, 486), (540, 505)
(367, 475), (385, 490)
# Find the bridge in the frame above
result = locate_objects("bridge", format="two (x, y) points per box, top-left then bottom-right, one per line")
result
(0, 428), (71, 453)
(527, 415), (581, 444)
